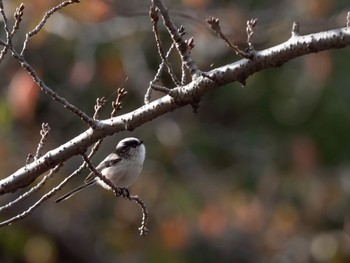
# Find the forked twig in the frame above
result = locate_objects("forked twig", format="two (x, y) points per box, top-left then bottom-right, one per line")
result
(21, 0), (80, 55)
(151, 0), (202, 77)
(0, 2), (24, 62)
(144, 26), (186, 104)
(150, 4), (180, 86)
(93, 97), (106, 120)
(207, 16), (252, 58)
(111, 86), (128, 118)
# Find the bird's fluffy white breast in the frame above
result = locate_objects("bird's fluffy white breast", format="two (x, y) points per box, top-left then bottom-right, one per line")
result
(97, 143), (145, 189)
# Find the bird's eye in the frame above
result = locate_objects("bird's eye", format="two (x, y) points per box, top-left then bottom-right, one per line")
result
(120, 145), (128, 152)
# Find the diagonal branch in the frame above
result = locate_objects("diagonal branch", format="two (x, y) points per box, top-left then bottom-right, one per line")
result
(0, 0), (95, 128)
(15, 54), (96, 127)
(1, 26), (350, 195)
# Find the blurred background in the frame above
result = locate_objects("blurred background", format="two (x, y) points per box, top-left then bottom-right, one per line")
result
(0, 0), (350, 262)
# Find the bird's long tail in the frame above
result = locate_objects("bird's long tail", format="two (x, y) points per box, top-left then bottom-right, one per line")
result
(55, 181), (95, 203)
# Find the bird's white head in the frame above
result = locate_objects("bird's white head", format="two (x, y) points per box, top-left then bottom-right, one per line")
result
(115, 137), (146, 163)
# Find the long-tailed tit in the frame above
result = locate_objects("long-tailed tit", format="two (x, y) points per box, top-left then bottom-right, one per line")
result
(55, 137), (145, 203)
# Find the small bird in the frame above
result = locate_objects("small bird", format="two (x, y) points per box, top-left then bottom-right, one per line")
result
(55, 137), (146, 203)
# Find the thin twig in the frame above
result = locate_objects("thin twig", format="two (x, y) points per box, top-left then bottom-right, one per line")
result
(347, 11), (350, 27)
(94, 77), (129, 120)
(182, 37), (195, 84)
(144, 42), (178, 104)
(128, 195), (149, 236)
(111, 87), (128, 118)
(10, 4), (25, 39)
(151, 84), (172, 94)
(35, 123), (50, 160)
(0, 2), (24, 62)
(26, 154), (34, 165)
(181, 62), (187, 85)
(21, 0), (80, 55)
(152, 0), (202, 77)
(150, 4), (180, 86)
(93, 97), (106, 120)
(207, 17), (252, 58)
(0, 164), (62, 213)
(0, 0), (9, 31)
(14, 55), (96, 127)
(144, 26), (186, 104)
(0, 163), (79, 227)
(246, 18), (257, 49)
(0, 140), (103, 227)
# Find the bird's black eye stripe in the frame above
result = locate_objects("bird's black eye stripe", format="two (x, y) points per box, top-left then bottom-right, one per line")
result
(125, 140), (140, 148)
(116, 139), (141, 153)
(120, 145), (129, 152)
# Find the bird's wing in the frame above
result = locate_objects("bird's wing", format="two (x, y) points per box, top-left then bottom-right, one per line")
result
(84, 154), (122, 183)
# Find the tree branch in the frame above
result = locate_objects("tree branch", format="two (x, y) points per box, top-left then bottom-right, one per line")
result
(1, 25), (349, 195)
(17, 56), (96, 127)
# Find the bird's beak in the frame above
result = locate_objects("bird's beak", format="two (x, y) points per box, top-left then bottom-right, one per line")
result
(139, 140), (144, 145)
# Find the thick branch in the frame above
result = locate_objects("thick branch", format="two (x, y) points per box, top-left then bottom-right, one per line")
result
(1, 26), (350, 195)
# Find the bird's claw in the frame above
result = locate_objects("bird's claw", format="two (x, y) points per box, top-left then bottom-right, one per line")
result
(120, 187), (130, 199)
